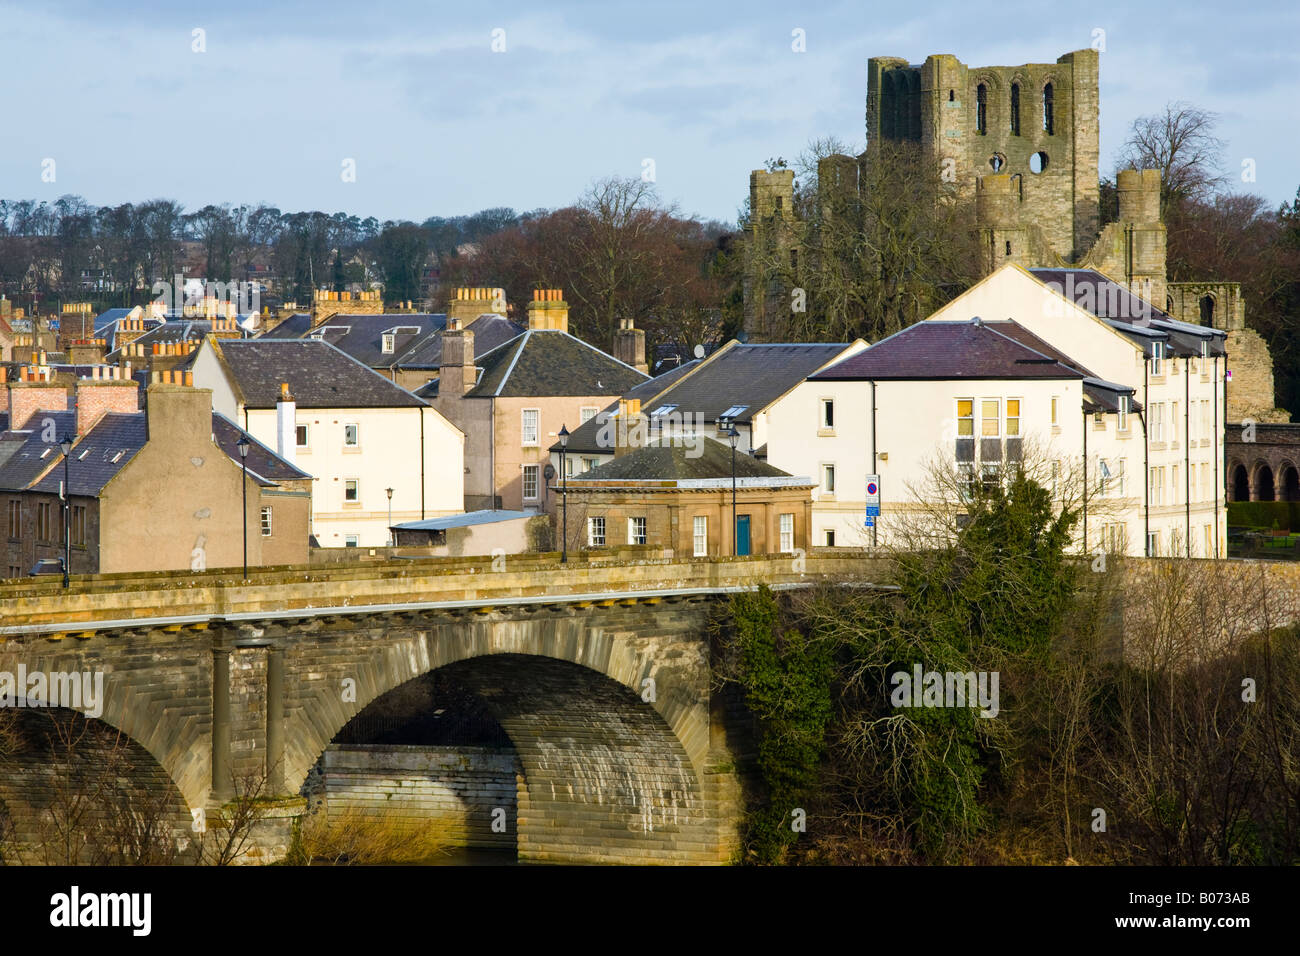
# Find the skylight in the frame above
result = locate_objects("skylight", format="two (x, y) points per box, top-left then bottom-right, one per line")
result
(719, 405), (748, 420)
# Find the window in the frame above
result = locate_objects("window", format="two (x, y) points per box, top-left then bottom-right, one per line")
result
(1151, 403), (1164, 442)
(381, 332), (396, 354)
(36, 501), (52, 542)
(295, 424), (309, 448)
(1042, 82), (1054, 134)
(588, 516), (606, 547)
(959, 463), (977, 502)
(1005, 399), (1021, 437)
(564, 456), (574, 478)
(1147, 531), (1160, 557)
(344, 479), (359, 503)
(981, 399), (1000, 437)
(1118, 395), (1129, 432)
(522, 464), (539, 500)
(521, 408), (539, 446)
(1050, 460), (1060, 497)
(582, 457), (597, 472)
(260, 507), (272, 536)
(628, 516), (647, 545)
(1204, 524), (1213, 558)
(825, 529), (836, 547)
(344, 424), (359, 447)
(1171, 401), (1179, 444)
(821, 399), (834, 429)
(1009, 83), (1020, 135)
(1172, 465), (1180, 505)
(693, 516), (707, 556)
(976, 83), (987, 134)
(720, 405), (748, 421)
(344, 534), (359, 548)
(70, 505), (86, 547)
(1050, 396), (1058, 426)
(1117, 459), (1127, 497)
(580, 406), (598, 424)
(779, 513), (794, 552)
(823, 464), (836, 494)
(1151, 342), (1164, 375)
(957, 399), (974, 437)
(981, 463), (1001, 494)
(1150, 467), (1164, 506)
(1098, 459), (1111, 494)
(6, 498), (19, 540)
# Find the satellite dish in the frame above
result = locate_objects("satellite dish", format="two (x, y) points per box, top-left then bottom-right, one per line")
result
(693, 344), (705, 359)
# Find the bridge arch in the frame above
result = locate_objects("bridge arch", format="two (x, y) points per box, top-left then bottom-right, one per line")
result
(282, 605), (722, 864)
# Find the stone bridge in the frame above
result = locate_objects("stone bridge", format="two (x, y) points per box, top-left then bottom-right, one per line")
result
(0, 550), (882, 865)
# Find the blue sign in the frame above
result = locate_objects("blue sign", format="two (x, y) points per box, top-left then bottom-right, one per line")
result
(865, 506), (880, 517)
(864, 516), (875, 527)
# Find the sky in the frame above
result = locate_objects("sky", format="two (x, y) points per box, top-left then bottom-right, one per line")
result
(2, 0), (1296, 225)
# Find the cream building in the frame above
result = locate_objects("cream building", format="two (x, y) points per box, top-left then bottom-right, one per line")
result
(190, 336), (465, 548)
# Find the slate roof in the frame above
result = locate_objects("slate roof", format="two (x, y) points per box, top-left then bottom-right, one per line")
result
(1083, 378), (1142, 414)
(1028, 268), (1227, 358)
(214, 339), (427, 409)
(570, 438), (797, 483)
(636, 343), (851, 423)
(548, 359), (704, 454)
(106, 318), (235, 358)
(812, 320), (1083, 381)
(212, 413), (312, 486)
(467, 329), (648, 398)
(397, 315), (526, 370)
(263, 312), (313, 338)
(302, 313), (448, 369)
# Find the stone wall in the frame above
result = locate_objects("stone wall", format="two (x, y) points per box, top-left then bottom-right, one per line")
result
(319, 744), (519, 849)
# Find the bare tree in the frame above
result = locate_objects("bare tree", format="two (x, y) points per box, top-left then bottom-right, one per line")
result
(1118, 102), (1228, 210)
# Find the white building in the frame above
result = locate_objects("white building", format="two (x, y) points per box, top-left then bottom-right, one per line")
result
(190, 336), (465, 548)
(777, 264), (1227, 557)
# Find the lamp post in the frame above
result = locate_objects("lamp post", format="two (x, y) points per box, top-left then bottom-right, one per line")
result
(558, 424), (569, 563)
(386, 487), (394, 545)
(726, 425), (739, 556)
(237, 436), (250, 579)
(59, 435), (72, 588)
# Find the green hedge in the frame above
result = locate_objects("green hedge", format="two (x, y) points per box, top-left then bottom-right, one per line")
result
(1227, 501), (1300, 530)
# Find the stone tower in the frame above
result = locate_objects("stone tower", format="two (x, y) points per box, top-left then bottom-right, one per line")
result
(866, 49), (1100, 261)
(742, 169), (799, 341)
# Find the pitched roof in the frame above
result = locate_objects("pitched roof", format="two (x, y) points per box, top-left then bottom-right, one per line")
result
(1028, 268), (1226, 358)
(812, 320), (1083, 381)
(570, 437), (799, 483)
(28, 412), (146, 496)
(214, 339), (427, 409)
(637, 343), (851, 423)
(397, 315), (525, 370)
(467, 329), (648, 398)
(548, 358), (704, 454)
(211, 413), (311, 486)
(262, 312), (313, 338)
(300, 313), (447, 368)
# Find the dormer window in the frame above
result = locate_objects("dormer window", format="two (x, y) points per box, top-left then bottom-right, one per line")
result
(1151, 342), (1165, 375)
(382, 333), (395, 354)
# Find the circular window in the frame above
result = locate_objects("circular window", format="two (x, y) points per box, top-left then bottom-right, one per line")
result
(989, 154), (1006, 172)
(1030, 151), (1048, 174)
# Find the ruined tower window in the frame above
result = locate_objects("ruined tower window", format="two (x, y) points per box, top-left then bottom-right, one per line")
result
(1030, 152), (1048, 174)
(949, 89), (955, 102)
(989, 154), (1005, 172)
(1010, 83), (1021, 135)
(1005, 241), (1012, 256)
(976, 83), (988, 134)
(1042, 83), (1054, 134)
(1199, 294), (1216, 327)
(775, 195), (783, 214)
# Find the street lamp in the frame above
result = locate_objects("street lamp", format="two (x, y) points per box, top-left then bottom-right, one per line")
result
(726, 425), (739, 556)
(237, 436), (250, 579)
(558, 424), (569, 563)
(386, 487), (394, 546)
(59, 435), (72, 588)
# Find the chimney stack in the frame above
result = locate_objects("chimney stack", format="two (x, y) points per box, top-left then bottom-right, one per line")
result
(439, 322), (477, 399)
(613, 318), (648, 374)
(527, 289), (568, 333)
(448, 287), (506, 326)
(75, 377), (139, 437)
(276, 382), (296, 465)
(613, 397), (644, 458)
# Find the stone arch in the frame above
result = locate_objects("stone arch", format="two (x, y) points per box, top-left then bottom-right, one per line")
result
(1009, 78), (1023, 136)
(1230, 462), (1250, 501)
(1281, 461), (1300, 502)
(0, 640), (210, 811)
(1200, 293), (1216, 327)
(1041, 80), (1055, 134)
(0, 704), (193, 864)
(1255, 461), (1276, 501)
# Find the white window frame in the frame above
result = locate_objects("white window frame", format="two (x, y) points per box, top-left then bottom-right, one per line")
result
(1118, 395), (1129, 433)
(344, 478), (360, 503)
(693, 515), (707, 557)
(343, 423), (359, 447)
(981, 398), (1001, 438)
(344, 533), (360, 548)
(821, 398), (834, 429)
(295, 423), (309, 448)
(1050, 396), (1058, 426)
(381, 332), (396, 354)
(521, 408), (540, 446)
(822, 463), (836, 494)
(588, 515), (606, 547)
(522, 464), (539, 501)
(260, 506), (272, 537)
(580, 406), (599, 424)
(628, 516), (647, 545)
(1151, 341), (1164, 375)
(956, 398), (974, 438)
(779, 513), (794, 553)
(1005, 398), (1021, 437)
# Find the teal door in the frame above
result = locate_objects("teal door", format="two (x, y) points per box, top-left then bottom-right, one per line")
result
(736, 515), (751, 556)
